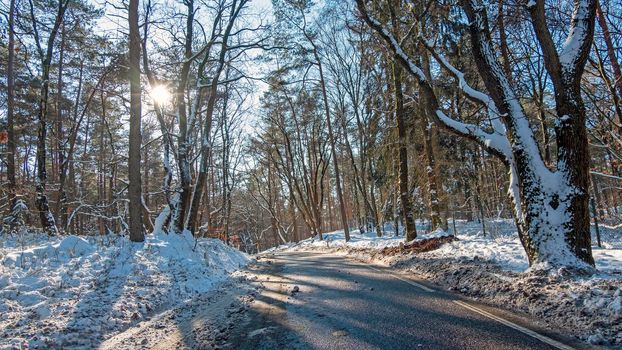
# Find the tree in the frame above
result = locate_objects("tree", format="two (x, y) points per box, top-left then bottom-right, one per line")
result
(30, 0), (70, 235)
(275, 0), (352, 240)
(128, 0), (144, 242)
(186, 0), (249, 234)
(388, 3), (417, 240)
(357, 0), (596, 268)
(6, 0), (17, 212)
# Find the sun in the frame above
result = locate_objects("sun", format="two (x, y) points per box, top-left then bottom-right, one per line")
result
(150, 85), (172, 106)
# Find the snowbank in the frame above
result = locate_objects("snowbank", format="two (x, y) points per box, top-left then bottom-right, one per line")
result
(280, 219), (622, 273)
(0, 231), (249, 349)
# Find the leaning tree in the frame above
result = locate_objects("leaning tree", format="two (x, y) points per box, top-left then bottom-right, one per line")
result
(357, 0), (596, 268)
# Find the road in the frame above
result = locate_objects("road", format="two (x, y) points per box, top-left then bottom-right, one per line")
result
(101, 250), (593, 350)
(224, 250), (589, 350)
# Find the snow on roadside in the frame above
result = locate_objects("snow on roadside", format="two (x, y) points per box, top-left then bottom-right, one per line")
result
(0, 231), (250, 349)
(282, 219), (622, 274)
(271, 219), (622, 346)
(303, 229), (405, 250)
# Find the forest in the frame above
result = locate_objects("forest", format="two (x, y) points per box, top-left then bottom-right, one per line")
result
(1, 0), (622, 348)
(2, 0), (621, 264)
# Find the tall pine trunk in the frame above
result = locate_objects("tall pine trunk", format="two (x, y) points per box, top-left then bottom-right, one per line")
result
(315, 49), (351, 241)
(392, 62), (417, 240)
(128, 0), (144, 242)
(6, 0), (17, 212)
(32, 0), (68, 235)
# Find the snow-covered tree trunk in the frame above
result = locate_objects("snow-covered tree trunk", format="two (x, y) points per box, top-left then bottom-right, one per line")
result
(357, 0), (596, 268)
(521, 0), (596, 266)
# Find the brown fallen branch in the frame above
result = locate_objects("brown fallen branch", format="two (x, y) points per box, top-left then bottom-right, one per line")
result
(379, 235), (458, 256)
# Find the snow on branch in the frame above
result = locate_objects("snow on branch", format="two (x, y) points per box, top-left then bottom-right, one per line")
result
(355, 3), (426, 81)
(559, 0), (595, 72)
(422, 39), (506, 137)
(355, 0), (511, 162)
(527, 0), (596, 86)
(463, 0), (551, 175)
(435, 110), (512, 160)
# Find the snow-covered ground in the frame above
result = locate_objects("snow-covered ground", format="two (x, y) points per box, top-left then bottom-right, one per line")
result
(0, 231), (250, 349)
(272, 219), (622, 346)
(281, 219), (622, 274)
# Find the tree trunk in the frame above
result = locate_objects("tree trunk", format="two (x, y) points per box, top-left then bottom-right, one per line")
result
(419, 52), (444, 232)
(489, 0), (595, 266)
(392, 61), (417, 240)
(422, 116), (443, 231)
(314, 49), (350, 241)
(34, 0), (66, 235)
(55, 26), (67, 230)
(368, 161), (383, 237)
(596, 1), (622, 104)
(596, 1), (622, 147)
(54, 22), (65, 196)
(6, 0), (17, 211)
(187, 1), (243, 233)
(497, 0), (512, 80)
(172, 0), (195, 233)
(128, 0), (144, 242)
(290, 193), (299, 241)
(57, 58), (97, 232)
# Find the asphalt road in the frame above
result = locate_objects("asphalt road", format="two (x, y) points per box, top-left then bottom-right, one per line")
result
(225, 250), (589, 350)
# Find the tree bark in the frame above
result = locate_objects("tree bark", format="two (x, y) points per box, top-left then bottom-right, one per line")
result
(6, 0), (17, 211)
(388, 3), (417, 241)
(128, 0), (144, 242)
(172, 0), (195, 233)
(392, 61), (417, 240)
(525, 0), (595, 266)
(422, 114), (443, 231)
(31, 0), (68, 235)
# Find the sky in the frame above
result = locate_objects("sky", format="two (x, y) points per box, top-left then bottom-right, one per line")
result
(90, 0), (275, 138)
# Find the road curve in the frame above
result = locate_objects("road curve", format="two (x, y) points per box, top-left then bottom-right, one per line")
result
(225, 250), (590, 350)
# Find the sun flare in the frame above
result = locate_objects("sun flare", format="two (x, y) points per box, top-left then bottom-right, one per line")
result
(150, 85), (172, 106)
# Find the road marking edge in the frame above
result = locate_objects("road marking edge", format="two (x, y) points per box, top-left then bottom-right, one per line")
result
(364, 265), (436, 293)
(453, 300), (576, 350)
